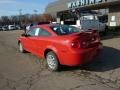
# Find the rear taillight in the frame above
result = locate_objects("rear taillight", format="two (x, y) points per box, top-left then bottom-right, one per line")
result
(81, 41), (88, 46)
(71, 40), (88, 49)
(71, 41), (80, 48)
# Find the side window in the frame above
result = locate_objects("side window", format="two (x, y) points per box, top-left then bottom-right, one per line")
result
(27, 28), (40, 36)
(39, 28), (51, 36)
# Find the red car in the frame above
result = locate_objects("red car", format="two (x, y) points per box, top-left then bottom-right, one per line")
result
(18, 24), (102, 71)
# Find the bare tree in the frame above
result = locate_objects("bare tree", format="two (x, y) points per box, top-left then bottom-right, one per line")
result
(0, 13), (54, 26)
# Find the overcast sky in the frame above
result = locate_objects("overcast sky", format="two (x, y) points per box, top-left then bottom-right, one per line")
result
(0, 0), (56, 16)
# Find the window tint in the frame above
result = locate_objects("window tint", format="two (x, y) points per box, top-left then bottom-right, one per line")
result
(51, 25), (80, 35)
(27, 28), (39, 36)
(39, 28), (51, 36)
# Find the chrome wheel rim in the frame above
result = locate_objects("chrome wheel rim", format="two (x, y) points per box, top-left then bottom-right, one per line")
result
(19, 43), (23, 52)
(47, 55), (57, 70)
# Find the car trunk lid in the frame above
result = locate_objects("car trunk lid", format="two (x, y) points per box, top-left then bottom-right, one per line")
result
(70, 30), (100, 48)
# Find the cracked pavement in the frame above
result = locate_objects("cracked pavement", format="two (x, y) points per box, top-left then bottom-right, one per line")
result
(0, 30), (120, 90)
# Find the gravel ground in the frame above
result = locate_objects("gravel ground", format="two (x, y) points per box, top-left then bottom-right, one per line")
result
(0, 30), (120, 90)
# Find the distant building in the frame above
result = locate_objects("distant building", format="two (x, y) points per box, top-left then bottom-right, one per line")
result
(45, 0), (120, 26)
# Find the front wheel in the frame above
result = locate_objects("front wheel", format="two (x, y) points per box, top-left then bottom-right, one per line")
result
(19, 42), (26, 53)
(46, 51), (60, 71)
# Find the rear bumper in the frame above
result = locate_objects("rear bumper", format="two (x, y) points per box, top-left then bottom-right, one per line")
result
(59, 44), (102, 66)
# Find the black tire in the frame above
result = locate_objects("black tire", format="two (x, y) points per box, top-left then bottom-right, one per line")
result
(46, 51), (60, 71)
(19, 42), (26, 53)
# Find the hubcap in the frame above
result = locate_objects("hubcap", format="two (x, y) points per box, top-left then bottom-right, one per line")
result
(47, 55), (57, 70)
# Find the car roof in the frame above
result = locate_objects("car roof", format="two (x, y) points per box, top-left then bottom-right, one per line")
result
(36, 23), (62, 28)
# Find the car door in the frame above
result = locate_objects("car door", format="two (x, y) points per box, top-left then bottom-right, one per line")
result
(35, 28), (52, 57)
(23, 28), (40, 54)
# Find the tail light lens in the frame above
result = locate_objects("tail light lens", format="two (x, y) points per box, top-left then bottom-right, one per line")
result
(71, 40), (88, 49)
(81, 41), (88, 48)
(71, 41), (80, 48)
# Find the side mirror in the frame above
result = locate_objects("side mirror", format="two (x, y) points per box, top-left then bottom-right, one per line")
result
(21, 33), (26, 36)
(21, 33), (30, 37)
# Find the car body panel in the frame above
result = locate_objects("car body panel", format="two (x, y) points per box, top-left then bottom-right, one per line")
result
(19, 24), (102, 66)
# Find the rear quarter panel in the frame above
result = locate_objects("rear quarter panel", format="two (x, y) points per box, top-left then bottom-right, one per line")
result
(36, 36), (72, 63)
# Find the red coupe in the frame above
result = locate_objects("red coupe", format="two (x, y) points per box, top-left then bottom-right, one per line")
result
(18, 24), (102, 71)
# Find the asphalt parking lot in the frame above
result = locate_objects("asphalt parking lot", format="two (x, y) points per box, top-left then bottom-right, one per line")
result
(0, 30), (120, 90)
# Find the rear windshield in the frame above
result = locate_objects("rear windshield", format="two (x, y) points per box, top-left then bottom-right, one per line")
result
(51, 25), (80, 35)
